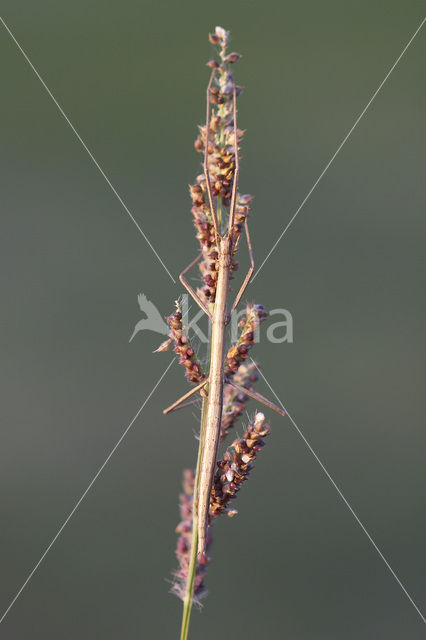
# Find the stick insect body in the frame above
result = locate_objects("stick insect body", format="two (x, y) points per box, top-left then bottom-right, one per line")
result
(164, 69), (285, 558)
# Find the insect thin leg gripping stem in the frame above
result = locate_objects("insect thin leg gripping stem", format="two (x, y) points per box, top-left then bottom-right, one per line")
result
(163, 378), (209, 415)
(231, 219), (254, 312)
(179, 253), (212, 319)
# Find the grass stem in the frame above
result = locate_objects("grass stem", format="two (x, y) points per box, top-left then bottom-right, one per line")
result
(179, 394), (208, 640)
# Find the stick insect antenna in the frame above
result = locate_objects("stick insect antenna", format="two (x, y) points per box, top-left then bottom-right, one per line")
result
(227, 83), (239, 236)
(204, 69), (221, 245)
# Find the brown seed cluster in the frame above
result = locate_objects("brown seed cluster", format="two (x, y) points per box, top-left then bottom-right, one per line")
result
(220, 362), (259, 441)
(167, 303), (205, 384)
(210, 412), (270, 519)
(224, 303), (268, 379)
(172, 469), (211, 602)
(189, 26), (253, 304)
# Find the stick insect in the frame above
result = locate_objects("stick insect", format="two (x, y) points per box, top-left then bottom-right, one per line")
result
(163, 68), (285, 558)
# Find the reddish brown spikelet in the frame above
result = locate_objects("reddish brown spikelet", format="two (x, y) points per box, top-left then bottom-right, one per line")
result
(210, 412), (270, 519)
(172, 470), (212, 602)
(224, 304), (268, 378)
(166, 302), (205, 384)
(225, 52), (242, 64)
(220, 362), (259, 441)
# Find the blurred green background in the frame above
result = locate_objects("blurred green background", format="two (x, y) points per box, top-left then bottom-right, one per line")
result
(1, 1), (425, 638)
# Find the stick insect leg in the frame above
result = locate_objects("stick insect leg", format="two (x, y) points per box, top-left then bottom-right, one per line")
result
(227, 380), (286, 417)
(227, 85), (240, 235)
(163, 378), (209, 415)
(204, 69), (221, 243)
(231, 218), (254, 312)
(166, 397), (202, 414)
(179, 253), (212, 321)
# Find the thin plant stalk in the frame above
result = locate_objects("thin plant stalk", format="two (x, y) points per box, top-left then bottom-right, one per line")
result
(159, 26), (286, 640)
(179, 394), (208, 640)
